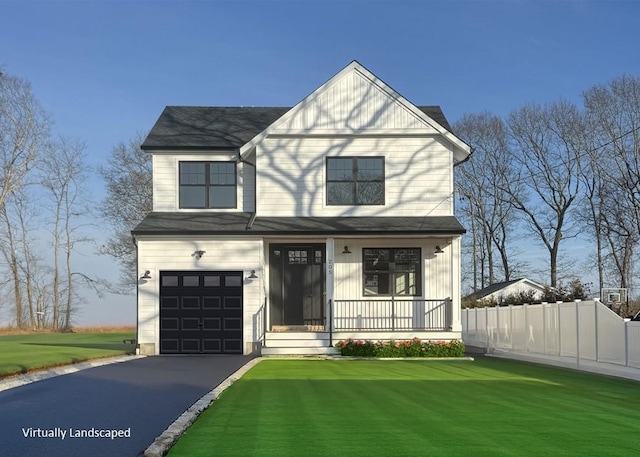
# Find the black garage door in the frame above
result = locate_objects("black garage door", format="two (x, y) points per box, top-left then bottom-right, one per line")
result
(159, 271), (243, 354)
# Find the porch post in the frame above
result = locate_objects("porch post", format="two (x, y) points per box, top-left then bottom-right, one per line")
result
(326, 238), (335, 333)
(450, 237), (462, 332)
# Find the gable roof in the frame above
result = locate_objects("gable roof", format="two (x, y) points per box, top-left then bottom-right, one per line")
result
(465, 278), (546, 300)
(238, 61), (470, 162)
(132, 212), (465, 236)
(140, 105), (452, 151)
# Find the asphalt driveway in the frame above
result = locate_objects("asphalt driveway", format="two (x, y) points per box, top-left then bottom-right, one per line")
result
(0, 355), (252, 457)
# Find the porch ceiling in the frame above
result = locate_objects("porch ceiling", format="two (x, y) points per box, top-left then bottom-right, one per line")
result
(132, 212), (466, 236)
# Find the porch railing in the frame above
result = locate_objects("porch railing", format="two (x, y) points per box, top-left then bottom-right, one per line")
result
(331, 298), (451, 331)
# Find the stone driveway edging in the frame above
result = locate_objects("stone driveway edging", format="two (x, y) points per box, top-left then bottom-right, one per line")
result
(142, 357), (264, 457)
(0, 355), (146, 393)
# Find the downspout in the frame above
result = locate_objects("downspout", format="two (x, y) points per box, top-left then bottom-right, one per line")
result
(238, 149), (257, 230)
(132, 234), (140, 355)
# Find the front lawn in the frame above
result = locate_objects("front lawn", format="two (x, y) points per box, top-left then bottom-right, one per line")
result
(167, 358), (640, 457)
(0, 331), (136, 378)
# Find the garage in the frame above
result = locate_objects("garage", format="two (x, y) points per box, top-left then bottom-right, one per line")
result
(159, 271), (243, 354)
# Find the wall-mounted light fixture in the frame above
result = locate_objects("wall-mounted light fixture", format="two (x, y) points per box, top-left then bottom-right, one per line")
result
(342, 245), (352, 254)
(193, 250), (206, 259)
(140, 270), (151, 279)
(434, 245), (444, 255)
(248, 269), (258, 279)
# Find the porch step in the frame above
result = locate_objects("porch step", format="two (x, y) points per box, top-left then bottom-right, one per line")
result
(262, 331), (338, 356)
(261, 346), (339, 356)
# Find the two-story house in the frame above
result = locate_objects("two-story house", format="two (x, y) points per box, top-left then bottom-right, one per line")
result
(132, 61), (470, 355)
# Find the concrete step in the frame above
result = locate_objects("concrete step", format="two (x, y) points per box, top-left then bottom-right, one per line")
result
(263, 338), (332, 348)
(261, 346), (340, 356)
(265, 332), (330, 341)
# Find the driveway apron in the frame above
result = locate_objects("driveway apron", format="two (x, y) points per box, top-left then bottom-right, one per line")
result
(0, 355), (251, 457)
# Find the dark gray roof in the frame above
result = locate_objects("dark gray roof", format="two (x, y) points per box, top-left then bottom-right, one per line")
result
(141, 106), (451, 151)
(132, 212), (465, 236)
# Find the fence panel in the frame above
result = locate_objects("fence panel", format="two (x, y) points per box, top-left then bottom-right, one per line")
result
(578, 302), (596, 361)
(628, 322), (640, 369)
(597, 303), (626, 364)
(559, 303), (577, 358)
(527, 304), (546, 354)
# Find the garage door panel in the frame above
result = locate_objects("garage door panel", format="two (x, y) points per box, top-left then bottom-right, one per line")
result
(203, 297), (221, 309)
(203, 339), (222, 353)
(203, 317), (221, 330)
(181, 339), (201, 353)
(161, 339), (180, 353)
(224, 340), (242, 352)
(161, 297), (179, 309)
(181, 297), (200, 309)
(224, 296), (242, 309)
(161, 318), (179, 330)
(160, 271), (243, 354)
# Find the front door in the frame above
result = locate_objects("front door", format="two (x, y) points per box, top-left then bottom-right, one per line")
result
(269, 244), (325, 328)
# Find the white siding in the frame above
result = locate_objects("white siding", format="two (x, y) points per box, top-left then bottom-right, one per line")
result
(152, 152), (251, 212)
(275, 69), (438, 132)
(332, 238), (452, 300)
(137, 236), (264, 355)
(257, 137), (453, 217)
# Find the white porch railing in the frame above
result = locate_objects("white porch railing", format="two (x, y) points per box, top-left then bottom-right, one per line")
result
(331, 298), (451, 331)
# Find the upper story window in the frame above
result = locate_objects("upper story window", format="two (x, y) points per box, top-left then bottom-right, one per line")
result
(363, 248), (421, 296)
(179, 161), (237, 209)
(326, 157), (384, 205)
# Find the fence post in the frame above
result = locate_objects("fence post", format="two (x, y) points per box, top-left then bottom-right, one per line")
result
(391, 297), (395, 331)
(543, 304), (547, 355)
(575, 300), (580, 369)
(328, 299), (333, 347)
(625, 320), (629, 367)
(593, 300), (599, 362)
(524, 304), (529, 353)
(510, 305), (515, 352)
(485, 306), (490, 350)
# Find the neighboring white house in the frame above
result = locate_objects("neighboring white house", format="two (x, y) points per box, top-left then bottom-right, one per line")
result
(465, 278), (547, 304)
(132, 61), (471, 355)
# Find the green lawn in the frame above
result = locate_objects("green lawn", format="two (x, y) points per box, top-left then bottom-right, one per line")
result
(168, 358), (640, 457)
(0, 332), (136, 377)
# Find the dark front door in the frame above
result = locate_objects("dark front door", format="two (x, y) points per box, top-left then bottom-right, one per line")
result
(159, 271), (243, 354)
(269, 244), (325, 328)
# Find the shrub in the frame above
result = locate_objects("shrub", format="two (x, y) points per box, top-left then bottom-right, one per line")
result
(335, 338), (465, 358)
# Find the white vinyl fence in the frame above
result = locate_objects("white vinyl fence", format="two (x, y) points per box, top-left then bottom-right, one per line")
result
(462, 300), (640, 370)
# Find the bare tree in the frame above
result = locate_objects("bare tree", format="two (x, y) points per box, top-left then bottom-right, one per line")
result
(582, 75), (640, 292)
(39, 137), (91, 330)
(503, 101), (584, 287)
(455, 112), (520, 290)
(99, 132), (152, 289)
(0, 70), (49, 209)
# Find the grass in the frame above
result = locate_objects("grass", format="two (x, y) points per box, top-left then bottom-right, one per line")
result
(167, 358), (640, 457)
(0, 331), (136, 378)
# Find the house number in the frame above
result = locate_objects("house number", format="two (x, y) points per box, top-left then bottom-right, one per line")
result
(327, 259), (334, 275)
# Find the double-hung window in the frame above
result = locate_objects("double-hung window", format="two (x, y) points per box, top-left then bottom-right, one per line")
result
(363, 248), (421, 296)
(327, 157), (384, 205)
(179, 161), (237, 209)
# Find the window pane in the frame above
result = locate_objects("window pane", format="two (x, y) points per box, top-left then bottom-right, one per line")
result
(209, 186), (236, 208)
(183, 276), (200, 287)
(327, 158), (352, 181)
(180, 163), (206, 185)
(210, 163), (236, 185)
(162, 276), (178, 287)
(328, 182), (354, 205)
(204, 276), (221, 287)
(394, 272), (417, 295)
(357, 181), (383, 204)
(394, 249), (420, 271)
(364, 273), (390, 295)
(357, 158), (383, 180)
(363, 249), (389, 271)
(180, 186), (206, 208)
(224, 275), (242, 287)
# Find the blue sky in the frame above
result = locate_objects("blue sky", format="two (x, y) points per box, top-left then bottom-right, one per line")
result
(1, 0), (639, 324)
